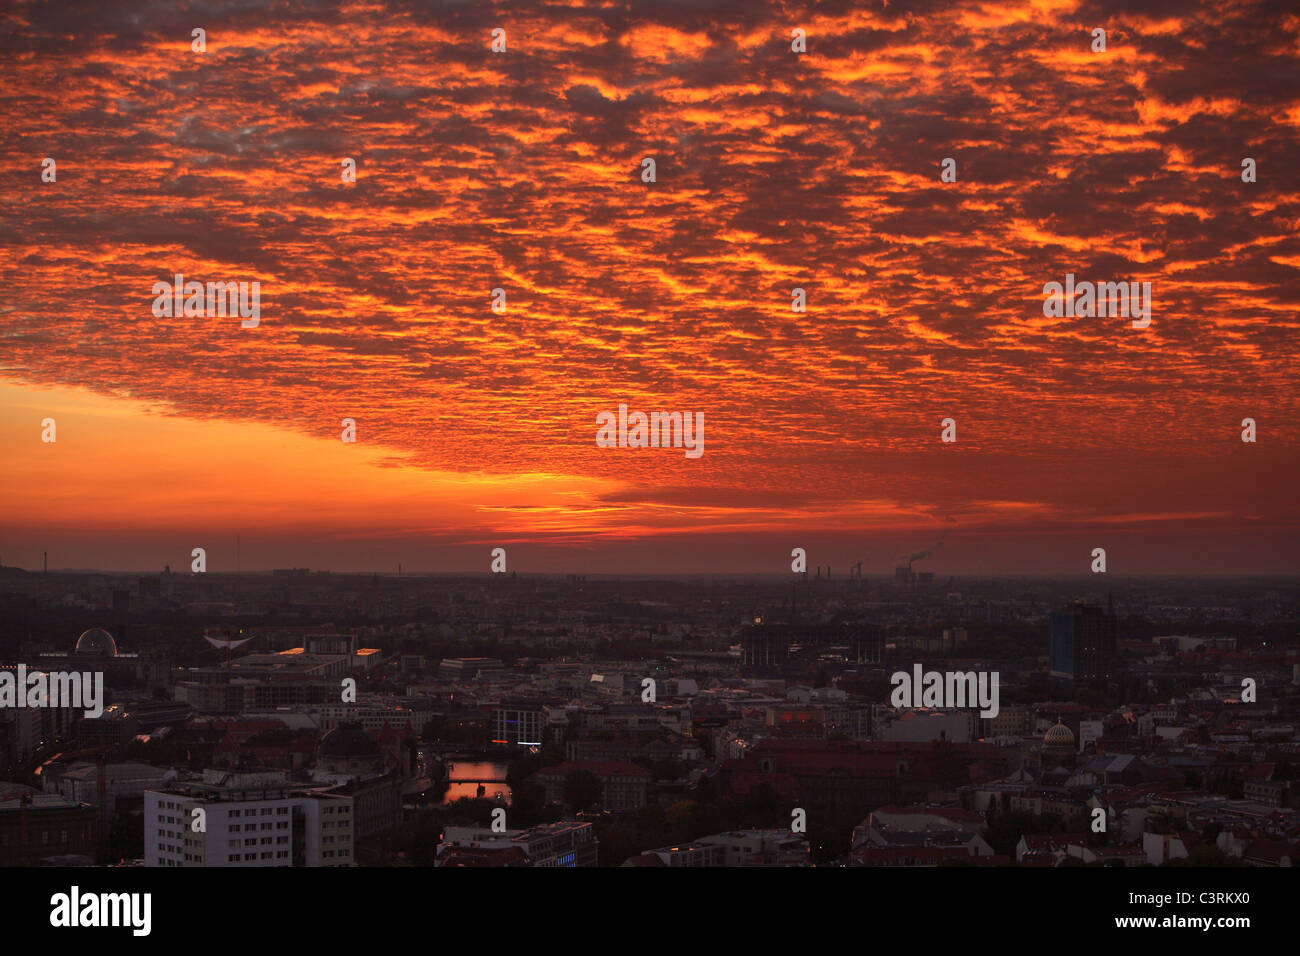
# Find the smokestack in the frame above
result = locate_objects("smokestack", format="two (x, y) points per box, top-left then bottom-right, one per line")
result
(902, 531), (949, 566)
(43, 552), (47, 573)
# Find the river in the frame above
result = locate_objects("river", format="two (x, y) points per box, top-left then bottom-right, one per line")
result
(442, 759), (513, 805)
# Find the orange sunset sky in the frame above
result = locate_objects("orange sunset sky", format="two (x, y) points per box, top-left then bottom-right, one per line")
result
(1, 0), (1297, 575)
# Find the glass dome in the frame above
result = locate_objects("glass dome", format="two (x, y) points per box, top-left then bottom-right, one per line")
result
(74, 627), (118, 657)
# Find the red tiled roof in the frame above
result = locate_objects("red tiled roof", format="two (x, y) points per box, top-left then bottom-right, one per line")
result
(535, 761), (650, 778)
(724, 770), (798, 799)
(1244, 839), (1292, 863)
(874, 805), (984, 823)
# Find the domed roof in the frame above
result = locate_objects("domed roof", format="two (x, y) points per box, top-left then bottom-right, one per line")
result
(1044, 718), (1075, 746)
(320, 722), (378, 758)
(74, 627), (117, 657)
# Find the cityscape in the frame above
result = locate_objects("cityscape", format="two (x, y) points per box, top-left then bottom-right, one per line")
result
(1, 0), (1294, 938)
(1, 563), (1295, 871)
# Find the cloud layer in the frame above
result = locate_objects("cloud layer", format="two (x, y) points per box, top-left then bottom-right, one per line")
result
(1, 0), (1297, 570)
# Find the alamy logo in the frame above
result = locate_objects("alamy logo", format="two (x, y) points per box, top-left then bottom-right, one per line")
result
(1042, 273), (1151, 328)
(890, 664), (999, 718)
(595, 404), (704, 459)
(0, 667), (103, 717)
(151, 273), (260, 327)
(50, 886), (151, 936)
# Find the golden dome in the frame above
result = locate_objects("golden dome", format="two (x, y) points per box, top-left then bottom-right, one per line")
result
(1044, 717), (1075, 746)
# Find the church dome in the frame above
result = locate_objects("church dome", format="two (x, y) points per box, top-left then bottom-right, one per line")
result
(319, 722), (378, 758)
(1044, 718), (1075, 747)
(74, 627), (117, 657)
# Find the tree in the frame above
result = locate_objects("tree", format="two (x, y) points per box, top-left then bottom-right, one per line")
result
(506, 744), (564, 790)
(807, 806), (862, 866)
(563, 770), (603, 811)
(664, 801), (696, 827)
(508, 781), (553, 827)
(1164, 846), (1244, 867)
(738, 783), (786, 828)
(985, 811), (1061, 857)
(636, 757), (684, 781)
(694, 774), (719, 805)
(393, 809), (445, 866)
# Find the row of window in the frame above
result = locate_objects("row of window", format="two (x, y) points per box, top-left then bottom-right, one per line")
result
(2, 831), (75, 846)
(228, 836), (289, 847)
(157, 802), (292, 817)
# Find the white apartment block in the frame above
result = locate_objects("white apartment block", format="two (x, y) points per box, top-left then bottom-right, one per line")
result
(144, 769), (353, 867)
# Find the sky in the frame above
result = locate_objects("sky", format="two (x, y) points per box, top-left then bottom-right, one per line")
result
(1, 0), (1297, 575)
